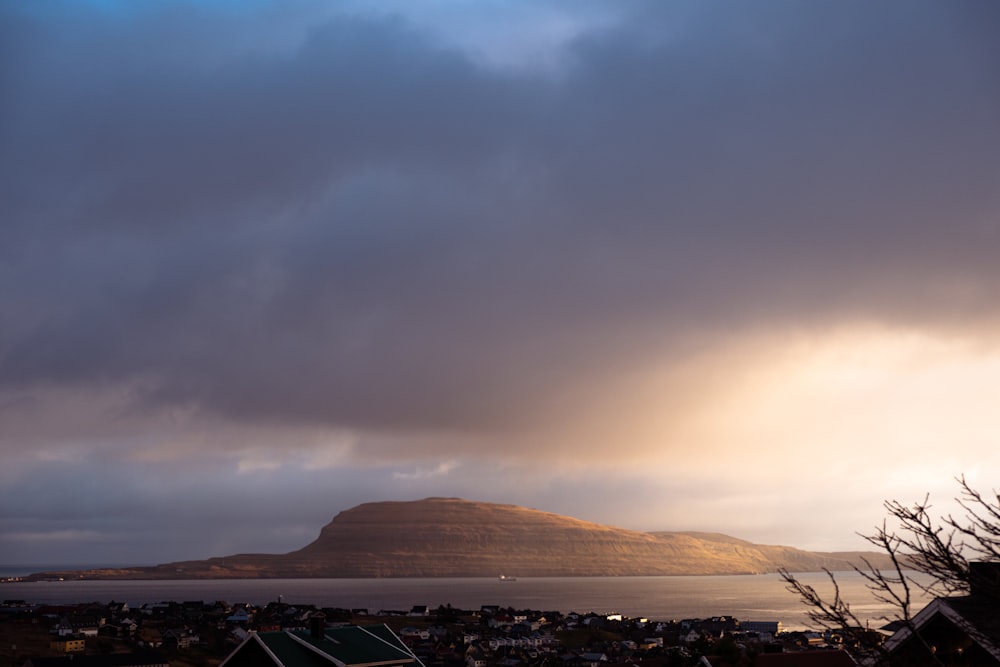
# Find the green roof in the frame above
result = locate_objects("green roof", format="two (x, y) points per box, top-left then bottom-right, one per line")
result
(223, 625), (420, 667)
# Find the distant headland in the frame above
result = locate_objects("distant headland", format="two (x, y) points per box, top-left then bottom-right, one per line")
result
(19, 497), (893, 580)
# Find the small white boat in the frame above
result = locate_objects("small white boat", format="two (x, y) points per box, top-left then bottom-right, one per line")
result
(498, 574), (517, 582)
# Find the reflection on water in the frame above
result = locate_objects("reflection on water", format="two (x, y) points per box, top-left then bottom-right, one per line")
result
(2, 571), (934, 630)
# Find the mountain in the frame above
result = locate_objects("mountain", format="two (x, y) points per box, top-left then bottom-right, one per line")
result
(23, 498), (893, 579)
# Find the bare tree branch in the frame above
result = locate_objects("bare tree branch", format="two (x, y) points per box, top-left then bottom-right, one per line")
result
(781, 475), (1000, 665)
(947, 475), (1000, 562)
(854, 523), (911, 624)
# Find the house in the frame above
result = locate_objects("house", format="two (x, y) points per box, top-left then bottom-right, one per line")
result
(682, 629), (702, 644)
(883, 595), (1000, 661)
(161, 627), (199, 650)
(580, 652), (608, 667)
(465, 648), (487, 667)
(741, 621), (782, 635)
(141, 602), (175, 617)
(881, 595), (1000, 663)
(134, 627), (162, 648)
(226, 607), (253, 624)
(512, 621), (536, 636)
(52, 620), (74, 637)
(699, 617), (739, 638)
(118, 619), (138, 637)
(881, 561), (1000, 666)
(399, 627), (431, 641)
(220, 618), (424, 667)
(49, 639), (85, 653)
(230, 627), (251, 644)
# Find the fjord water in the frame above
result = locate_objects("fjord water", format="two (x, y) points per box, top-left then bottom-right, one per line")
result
(2, 572), (932, 629)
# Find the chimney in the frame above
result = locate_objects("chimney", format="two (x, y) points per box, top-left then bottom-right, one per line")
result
(309, 612), (327, 640)
(968, 561), (1000, 598)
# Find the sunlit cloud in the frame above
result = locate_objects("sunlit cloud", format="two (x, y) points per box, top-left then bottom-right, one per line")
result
(392, 460), (460, 480)
(236, 454), (285, 474)
(4, 529), (103, 543)
(299, 434), (359, 470)
(673, 326), (1000, 461)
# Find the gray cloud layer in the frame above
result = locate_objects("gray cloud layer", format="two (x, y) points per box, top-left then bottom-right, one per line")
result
(3, 1), (1000, 562)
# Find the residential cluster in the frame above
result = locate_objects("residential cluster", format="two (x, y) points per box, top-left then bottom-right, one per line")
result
(1, 597), (857, 667)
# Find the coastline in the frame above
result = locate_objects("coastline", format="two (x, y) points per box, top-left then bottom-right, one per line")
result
(0, 572), (934, 629)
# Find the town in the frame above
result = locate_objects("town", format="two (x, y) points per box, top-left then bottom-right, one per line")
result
(1, 597), (860, 667)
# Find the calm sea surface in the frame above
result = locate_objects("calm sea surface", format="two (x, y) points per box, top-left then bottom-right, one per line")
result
(0, 571), (932, 630)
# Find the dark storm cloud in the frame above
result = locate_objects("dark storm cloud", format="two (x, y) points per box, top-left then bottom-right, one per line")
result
(0, 454), (385, 562)
(2, 0), (1000, 445)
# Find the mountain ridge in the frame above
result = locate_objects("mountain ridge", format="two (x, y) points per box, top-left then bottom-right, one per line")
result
(23, 497), (893, 580)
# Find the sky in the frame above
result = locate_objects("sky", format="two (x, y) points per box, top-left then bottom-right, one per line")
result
(2, 0), (1000, 566)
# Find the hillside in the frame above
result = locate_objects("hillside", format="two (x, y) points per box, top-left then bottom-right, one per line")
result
(24, 498), (893, 579)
